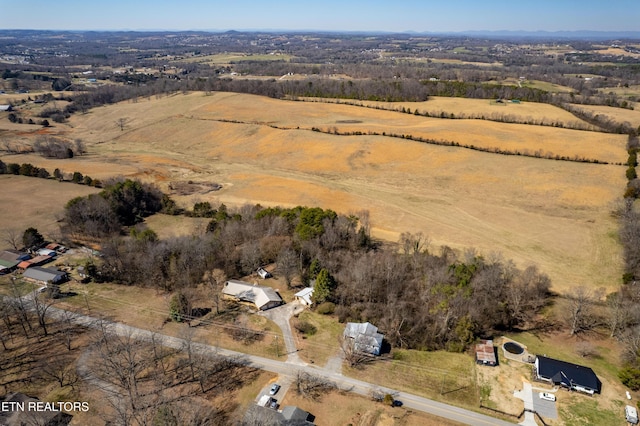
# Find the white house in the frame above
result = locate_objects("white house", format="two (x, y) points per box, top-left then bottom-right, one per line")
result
(343, 322), (384, 356)
(222, 279), (283, 311)
(294, 287), (314, 306)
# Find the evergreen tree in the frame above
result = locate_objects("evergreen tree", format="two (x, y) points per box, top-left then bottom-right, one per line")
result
(23, 227), (44, 250)
(312, 268), (336, 304)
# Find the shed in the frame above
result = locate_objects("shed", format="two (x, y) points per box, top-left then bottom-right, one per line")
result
(0, 258), (19, 273)
(222, 279), (283, 311)
(535, 355), (601, 394)
(257, 267), (272, 279)
(0, 250), (30, 262)
(36, 248), (57, 257)
(23, 266), (67, 285)
(475, 339), (497, 366)
(26, 255), (52, 267)
(294, 287), (314, 306)
(17, 261), (33, 270)
(344, 322), (384, 356)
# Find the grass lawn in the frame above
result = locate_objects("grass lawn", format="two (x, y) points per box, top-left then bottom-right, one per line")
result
(0, 276), (40, 296)
(345, 349), (478, 409)
(293, 310), (345, 366)
(558, 397), (626, 426)
(57, 280), (285, 360)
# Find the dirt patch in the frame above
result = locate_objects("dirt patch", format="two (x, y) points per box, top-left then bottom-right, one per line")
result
(168, 180), (222, 196)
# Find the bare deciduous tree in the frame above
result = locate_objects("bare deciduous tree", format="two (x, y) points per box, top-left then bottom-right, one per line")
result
(295, 370), (336, 400)
(276, 246), (298, 288)
(115, 117), (129, 131)
(1, 228), (21, 250)
(564, 286), (604, 335)
(38, 355), (78, 388)
(340, 335), (374, 368)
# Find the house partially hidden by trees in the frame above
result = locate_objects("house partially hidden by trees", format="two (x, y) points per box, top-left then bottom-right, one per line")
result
(244, 404), (314, 425)
(222, 279), (283, 311)
(343, 322), (384, 356)
(534, 355), (601, 394)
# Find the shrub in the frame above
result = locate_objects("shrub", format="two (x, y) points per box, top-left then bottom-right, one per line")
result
(619, 366), (640, 390)
(294, 320), (317, 336)
(316, 302), (335, 315)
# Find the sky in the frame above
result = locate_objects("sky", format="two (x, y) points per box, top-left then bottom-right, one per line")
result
(1, 0), (639, 33)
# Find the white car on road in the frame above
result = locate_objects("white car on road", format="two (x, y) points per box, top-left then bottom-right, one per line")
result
(539, 392), (556, 402)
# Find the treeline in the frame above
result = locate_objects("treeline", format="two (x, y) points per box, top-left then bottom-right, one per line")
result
(299, 97), (599, 133)
(67, 190), (551, 351)
(559, 103), (639, 135)
(214, 117), (609, 165)
(612, 135), (640, 390)
(0, 159), (99, 186)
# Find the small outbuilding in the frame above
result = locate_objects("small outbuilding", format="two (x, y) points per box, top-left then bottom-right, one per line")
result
(257, 267), (272, 279)
(343, 322), (384, 356)
(0, 250), (30, 262)
(475, 339), (497, 366)
(294, 287), (314, 306)
(222, 279), (283, 311)
(36, 248), (57, 258)
(0, 259), (19, 273)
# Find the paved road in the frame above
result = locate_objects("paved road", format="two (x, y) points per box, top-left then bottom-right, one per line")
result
(47, 306), (515, 426)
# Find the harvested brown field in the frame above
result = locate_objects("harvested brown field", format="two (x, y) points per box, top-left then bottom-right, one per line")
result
(571, 103), (640, 128)
(0, 175), (99, 237)
(0, 92), (626, 293)
(323, 96), (590, 128)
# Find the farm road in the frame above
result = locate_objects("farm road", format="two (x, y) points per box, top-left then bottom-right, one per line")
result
(47, 306), (515, 426)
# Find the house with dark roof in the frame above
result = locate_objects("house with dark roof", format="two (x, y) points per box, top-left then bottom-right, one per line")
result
(244, 404), (314, 425)
(343, 322), (384, 356)
(222, 279), (283, 311)
(534, 355), (601, 394)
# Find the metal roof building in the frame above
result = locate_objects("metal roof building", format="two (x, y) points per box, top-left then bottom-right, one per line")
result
(23, 266), (67, 284)
(344, 322), (384, 356)
(222, 279), (283, 311)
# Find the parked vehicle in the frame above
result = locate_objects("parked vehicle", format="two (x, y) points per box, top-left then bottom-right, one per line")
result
(539, 392), (556, 402)
(269, 383), (280, 395)
(626, 405), (639, 424)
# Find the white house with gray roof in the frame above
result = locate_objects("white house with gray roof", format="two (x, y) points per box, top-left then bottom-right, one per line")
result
(222, 279), (283, 311)
(344, 322), (384, 356)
